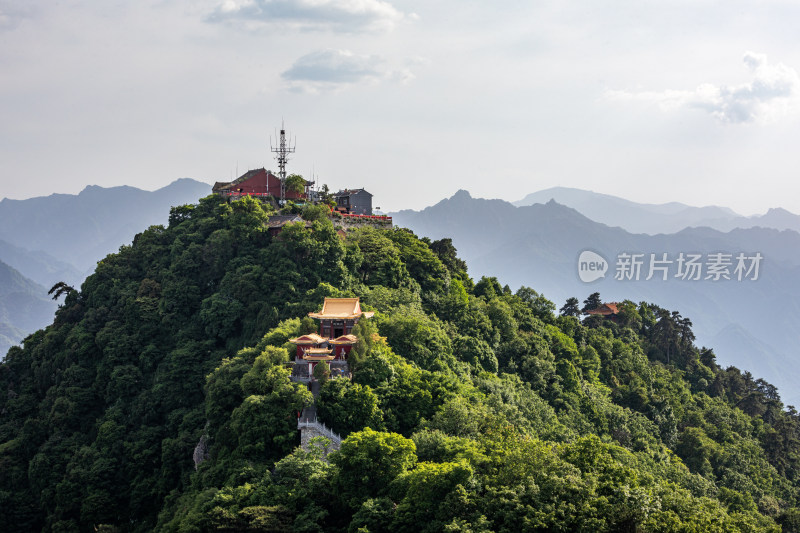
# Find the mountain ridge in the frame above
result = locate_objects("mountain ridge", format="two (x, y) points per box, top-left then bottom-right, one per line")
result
(0, 239), (83, 289)
(0, 259), (55, 358)
(391, 190), (800, 406)
(514, 185), (800, 234)
(0, 177), (212, 273)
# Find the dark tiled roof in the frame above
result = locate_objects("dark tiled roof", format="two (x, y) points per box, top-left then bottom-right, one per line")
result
(234, 168), (265, 184)
(266, 215), (305, 228)
(213, 169), (275, 193)
(333, 188), (372, 197)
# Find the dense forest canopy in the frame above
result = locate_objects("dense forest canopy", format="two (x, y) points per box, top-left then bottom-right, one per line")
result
(1, 194), (799, 532)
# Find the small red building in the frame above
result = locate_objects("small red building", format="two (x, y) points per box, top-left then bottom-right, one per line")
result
(585, 302), (620, 322)
(212, 168), (312, 200)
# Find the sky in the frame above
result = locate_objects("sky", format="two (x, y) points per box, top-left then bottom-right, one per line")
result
(2, 0), (800, 215)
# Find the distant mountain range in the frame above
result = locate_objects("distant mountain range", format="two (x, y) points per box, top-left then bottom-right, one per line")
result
(515, 186), (800, 235)
(0, 178), (212, 274)
(0, 178), (211, 356)
(0, 259), (55, 358)
(393, 190), (800, 406)
(0, 239), (83, 289)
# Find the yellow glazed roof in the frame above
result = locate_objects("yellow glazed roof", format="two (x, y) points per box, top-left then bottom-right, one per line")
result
(329, 334), (359, 345)
(288, 333), (327, 345)
(303, 350), (335, 361)
(305, 347), (333, 355)
(308, 298), (374, 319)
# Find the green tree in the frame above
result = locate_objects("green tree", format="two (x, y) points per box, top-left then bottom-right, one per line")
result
(286, 174), (307, 195)
(453, 335), (497, 373)
(317, 378), (384, 436)
(560, 297), (581, 317)
(429, 238), (468, 282)
(473, 277), (502, 300)
(313, 361), (331, 384)
(348, 497), (396, 533)
(349, 228), (410, 288)
(48, 281), (76, 301)
(391, 461), (474, 532)
(378, 311), (455, 372)
(581, 292), (602, 313)
(228, 366), (312, 463)
(615, 299), (642, 330)
(516, 286), (556, 322)
(331, 428), (417, 508)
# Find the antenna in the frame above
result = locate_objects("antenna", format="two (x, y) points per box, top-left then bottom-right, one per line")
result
(270, 119), (296, 204)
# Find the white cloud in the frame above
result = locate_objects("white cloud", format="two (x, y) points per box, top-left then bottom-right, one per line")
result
(281, 48), (412, 92)
(0, 2), (36, 30)
(607, 52), (800, 124)
(208, 0), (407, 33)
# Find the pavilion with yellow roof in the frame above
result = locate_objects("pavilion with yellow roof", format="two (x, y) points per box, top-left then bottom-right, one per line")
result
(288, 298), (374, 382)
(308, 297), (374, 337)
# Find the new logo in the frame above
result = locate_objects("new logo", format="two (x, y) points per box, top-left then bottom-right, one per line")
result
(578, 250), (608, 283)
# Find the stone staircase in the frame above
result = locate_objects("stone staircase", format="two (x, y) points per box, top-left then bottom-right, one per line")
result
(298, 404), (342, 451)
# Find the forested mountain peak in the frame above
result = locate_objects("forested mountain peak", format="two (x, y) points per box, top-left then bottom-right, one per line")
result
(1, 194), (799, 532)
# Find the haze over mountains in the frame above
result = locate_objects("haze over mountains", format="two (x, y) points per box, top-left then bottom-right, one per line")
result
(0, 239), (83, 289)
(515, 186), (800, 235)
(0, 177), (211, 275)
(0, 178), (211, 356)
(392, 190), (800, 406)
(0, 260), (55, 357)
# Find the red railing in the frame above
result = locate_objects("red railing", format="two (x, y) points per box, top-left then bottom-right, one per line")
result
(341, 213), (392, 221)
(218, 193), (391, 220)
(220, 192), (273, 197)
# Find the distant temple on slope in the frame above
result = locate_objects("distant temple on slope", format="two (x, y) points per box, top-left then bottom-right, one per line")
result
(585, 302), (620, 322)
(288, 298), (374, 383)
(289, 298), (374, 453)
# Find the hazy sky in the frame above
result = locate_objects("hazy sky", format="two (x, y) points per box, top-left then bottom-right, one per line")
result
(2, 0), (800, 214)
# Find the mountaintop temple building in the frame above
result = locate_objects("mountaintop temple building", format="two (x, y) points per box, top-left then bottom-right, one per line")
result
(584, 302), (621, 323)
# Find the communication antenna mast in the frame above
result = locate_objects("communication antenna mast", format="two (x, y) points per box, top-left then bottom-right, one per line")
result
(270, 120), (296, 204)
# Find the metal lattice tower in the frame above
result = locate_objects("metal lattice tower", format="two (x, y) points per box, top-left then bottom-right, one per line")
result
(270, 121), (296, 203)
